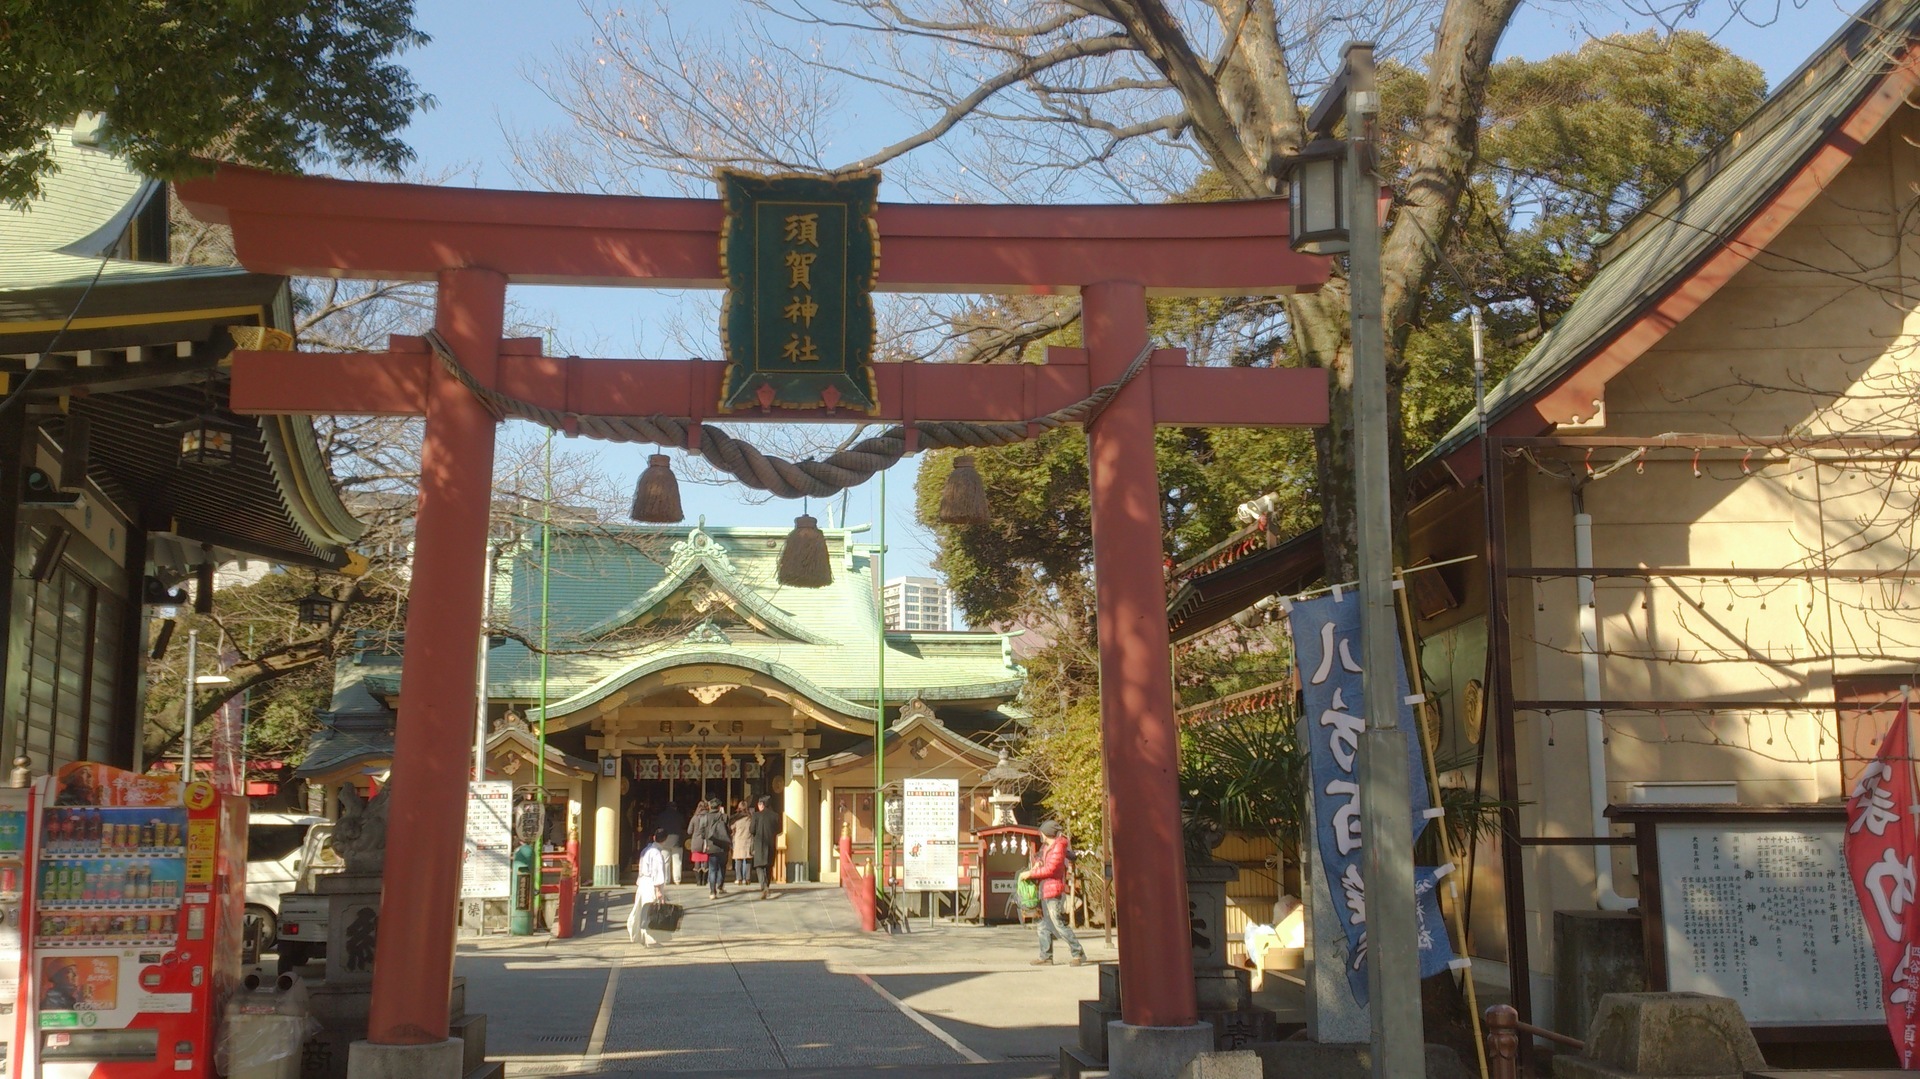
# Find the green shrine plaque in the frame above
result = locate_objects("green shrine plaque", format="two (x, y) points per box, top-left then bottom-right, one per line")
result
(717, 169), (881, 414)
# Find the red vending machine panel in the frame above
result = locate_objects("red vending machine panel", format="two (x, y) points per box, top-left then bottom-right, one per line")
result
(25, 764), (244, 1079)
(0, 787), (33, 1079)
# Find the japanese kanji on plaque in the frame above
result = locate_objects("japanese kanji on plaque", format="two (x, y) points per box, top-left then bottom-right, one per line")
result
(1652, 820), (1879, 1026)
(717, 169), (881, 414)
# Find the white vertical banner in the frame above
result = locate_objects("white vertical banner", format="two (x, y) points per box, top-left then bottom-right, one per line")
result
(463, 781), (514, 900)
(902, 778), (960, 891)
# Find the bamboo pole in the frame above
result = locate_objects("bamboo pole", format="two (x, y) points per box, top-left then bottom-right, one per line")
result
(1396, 583), (1490, 1079)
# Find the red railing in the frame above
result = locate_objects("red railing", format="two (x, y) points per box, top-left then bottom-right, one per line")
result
(838, 834), (878, 932)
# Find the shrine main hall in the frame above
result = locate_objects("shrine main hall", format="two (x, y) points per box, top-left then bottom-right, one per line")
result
(302, 520), (1027, 887)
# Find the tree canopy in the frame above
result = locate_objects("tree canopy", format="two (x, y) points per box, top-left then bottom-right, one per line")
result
(915, 30), (1768, 869)
(0, 0), (430, 203)
(921, 32), (1768, 632)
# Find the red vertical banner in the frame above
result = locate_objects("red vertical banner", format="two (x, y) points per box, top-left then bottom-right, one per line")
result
(1845, 700), (1920, 1065)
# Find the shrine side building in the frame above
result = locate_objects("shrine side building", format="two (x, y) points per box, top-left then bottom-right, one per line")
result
(303, 521), (1025, 887)
(1173, 0), (1920, 1042)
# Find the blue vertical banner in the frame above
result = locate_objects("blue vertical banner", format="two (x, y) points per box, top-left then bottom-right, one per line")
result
(1287, 590), (1460, 1004)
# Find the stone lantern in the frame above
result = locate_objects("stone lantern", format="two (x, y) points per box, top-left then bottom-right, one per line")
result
(983, 748), (1025, 826)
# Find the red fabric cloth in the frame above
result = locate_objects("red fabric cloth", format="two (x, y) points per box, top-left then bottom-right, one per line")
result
(1846, 700), (1920, 1066)
(1030, 834), (1071, 900)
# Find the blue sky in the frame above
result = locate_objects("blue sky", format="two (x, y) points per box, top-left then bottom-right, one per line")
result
(386, 0), (1853, 590)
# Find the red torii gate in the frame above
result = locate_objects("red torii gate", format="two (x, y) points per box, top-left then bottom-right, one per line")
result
(178, 167), (1330, 1068)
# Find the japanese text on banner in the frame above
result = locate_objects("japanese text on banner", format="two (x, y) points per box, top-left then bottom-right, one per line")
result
(1845, 700), (1920, 1066)
(1286, 591), (1458, 1005)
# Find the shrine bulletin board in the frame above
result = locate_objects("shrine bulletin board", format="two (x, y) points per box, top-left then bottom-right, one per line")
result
(1613, 804), (1880, 1033)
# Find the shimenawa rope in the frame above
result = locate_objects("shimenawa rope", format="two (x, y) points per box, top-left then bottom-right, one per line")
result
(421, 330), (1156, 499)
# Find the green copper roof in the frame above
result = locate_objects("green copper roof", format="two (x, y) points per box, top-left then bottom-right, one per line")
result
(0, 125), (250, 296)
(345, 522), (1023, 727)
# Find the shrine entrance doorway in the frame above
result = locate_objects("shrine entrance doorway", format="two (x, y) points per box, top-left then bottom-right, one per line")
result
(178, 167), (1332, 1073)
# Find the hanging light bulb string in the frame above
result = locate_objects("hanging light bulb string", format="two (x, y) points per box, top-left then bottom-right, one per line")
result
(422, 329), (1155, 500)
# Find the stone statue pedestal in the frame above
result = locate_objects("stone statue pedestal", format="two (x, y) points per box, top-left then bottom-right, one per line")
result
(293, 872), (498, 1079)
(1061, 860), (1283, 1078)
(317, 873), (383, 985)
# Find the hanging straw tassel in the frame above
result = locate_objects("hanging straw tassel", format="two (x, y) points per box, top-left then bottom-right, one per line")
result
(630, 454), (684, 523)
(937, 454), (991, 525)
(777, 514), (833, 587)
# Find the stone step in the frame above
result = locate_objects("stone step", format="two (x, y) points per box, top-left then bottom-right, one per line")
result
(449, 1013), (488, 1076)
(1059, 1044), (1110, 1079)
(1078, 999), (1286, 1056)
(1194, 967), (1253, 1012)
(1078, 1000), (1119, 1060)
(1097, 962), (1121, 1009)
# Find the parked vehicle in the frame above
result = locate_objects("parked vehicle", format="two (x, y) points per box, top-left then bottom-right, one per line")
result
(245, 812), (338, 951)
(272, 821), (344, 971)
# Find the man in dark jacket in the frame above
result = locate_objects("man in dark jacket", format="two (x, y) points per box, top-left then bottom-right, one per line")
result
(749, 795), (781, 899)
(650, 801), (686, 885)
(1020, 819), (1086, 966)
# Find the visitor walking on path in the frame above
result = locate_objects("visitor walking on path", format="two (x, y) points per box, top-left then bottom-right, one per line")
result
(749, 796), (780, 899)
(687, 800), (716, 897)
(1022, 820), (1086, 966)
(695, 800), (731, 898)
(629, 829), (673, 945)
(731, 801), (753, 885)
(650, 801), (686, 885)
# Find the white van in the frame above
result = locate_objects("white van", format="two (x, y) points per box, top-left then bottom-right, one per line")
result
(245, 812), (332, 947)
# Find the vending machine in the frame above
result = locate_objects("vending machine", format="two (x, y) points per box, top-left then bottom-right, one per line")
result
(22, 763), (245, 1079)
(0, 786), (33, 1079)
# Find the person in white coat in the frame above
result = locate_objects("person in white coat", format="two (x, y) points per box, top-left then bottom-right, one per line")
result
(628, 828), (673, 945)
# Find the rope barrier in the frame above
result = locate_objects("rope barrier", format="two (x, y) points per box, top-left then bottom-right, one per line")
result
(420, 331), (1156, 499)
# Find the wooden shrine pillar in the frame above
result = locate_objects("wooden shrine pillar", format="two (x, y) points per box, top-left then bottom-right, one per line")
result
(365, 268), (506, 1045)
(1082, 281), (1199, 1029)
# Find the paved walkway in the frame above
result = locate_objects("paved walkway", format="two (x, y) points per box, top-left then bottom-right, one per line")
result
(459, 883), (1118, 1078)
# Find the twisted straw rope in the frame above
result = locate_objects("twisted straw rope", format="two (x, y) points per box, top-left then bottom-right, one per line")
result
(421, 331), (1155, 499)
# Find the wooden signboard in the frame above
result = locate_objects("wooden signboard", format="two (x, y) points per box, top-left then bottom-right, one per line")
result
(1613, 804), (1881, 1034)
(717, 169), (881, 414)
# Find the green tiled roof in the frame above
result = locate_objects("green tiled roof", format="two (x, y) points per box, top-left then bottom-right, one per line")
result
(345, 523), (1023, 727)
(0, 126), (252, 295)
(1422, 0), (1920, 468)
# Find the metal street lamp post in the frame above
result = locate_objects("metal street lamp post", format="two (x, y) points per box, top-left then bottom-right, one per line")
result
(1290, 41), (1426, 1078)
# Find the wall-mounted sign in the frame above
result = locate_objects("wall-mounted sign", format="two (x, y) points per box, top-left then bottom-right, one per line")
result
(717, 169), (881, 414)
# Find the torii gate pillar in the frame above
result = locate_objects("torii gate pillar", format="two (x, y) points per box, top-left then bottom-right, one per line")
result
(1082, 282), (1201, 1032)
(365, 268), (505, 1046)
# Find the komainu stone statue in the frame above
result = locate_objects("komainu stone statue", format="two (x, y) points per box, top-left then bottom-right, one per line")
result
(334, 782), (390, 876)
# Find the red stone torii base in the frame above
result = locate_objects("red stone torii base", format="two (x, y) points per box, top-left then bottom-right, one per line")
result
(178, 167), (1330, 1077)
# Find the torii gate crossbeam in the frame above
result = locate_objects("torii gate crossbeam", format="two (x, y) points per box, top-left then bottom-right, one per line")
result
(178, 167), (1331, 1075)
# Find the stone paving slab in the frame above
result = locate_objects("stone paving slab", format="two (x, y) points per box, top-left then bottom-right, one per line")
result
(462, 883), (1113, 1076)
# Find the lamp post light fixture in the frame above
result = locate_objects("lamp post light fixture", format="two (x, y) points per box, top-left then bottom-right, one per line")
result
(1289, 42), (1426, 1079)
(1287, 139), (1350, 255)
(296, 591), (333, 626)
(178, 421), (235, 466)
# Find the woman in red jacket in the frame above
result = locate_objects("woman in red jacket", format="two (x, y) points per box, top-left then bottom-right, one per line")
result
(1020, 820), (1087, 966)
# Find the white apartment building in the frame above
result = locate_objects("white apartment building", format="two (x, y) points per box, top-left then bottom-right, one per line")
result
(882, 576), (952, 632)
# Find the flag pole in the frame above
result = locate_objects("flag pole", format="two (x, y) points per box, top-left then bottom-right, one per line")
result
(1904, 684), (1914, 808)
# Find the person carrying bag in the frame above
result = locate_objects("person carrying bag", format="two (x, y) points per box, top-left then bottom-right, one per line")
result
(627, 829), (682, 944)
